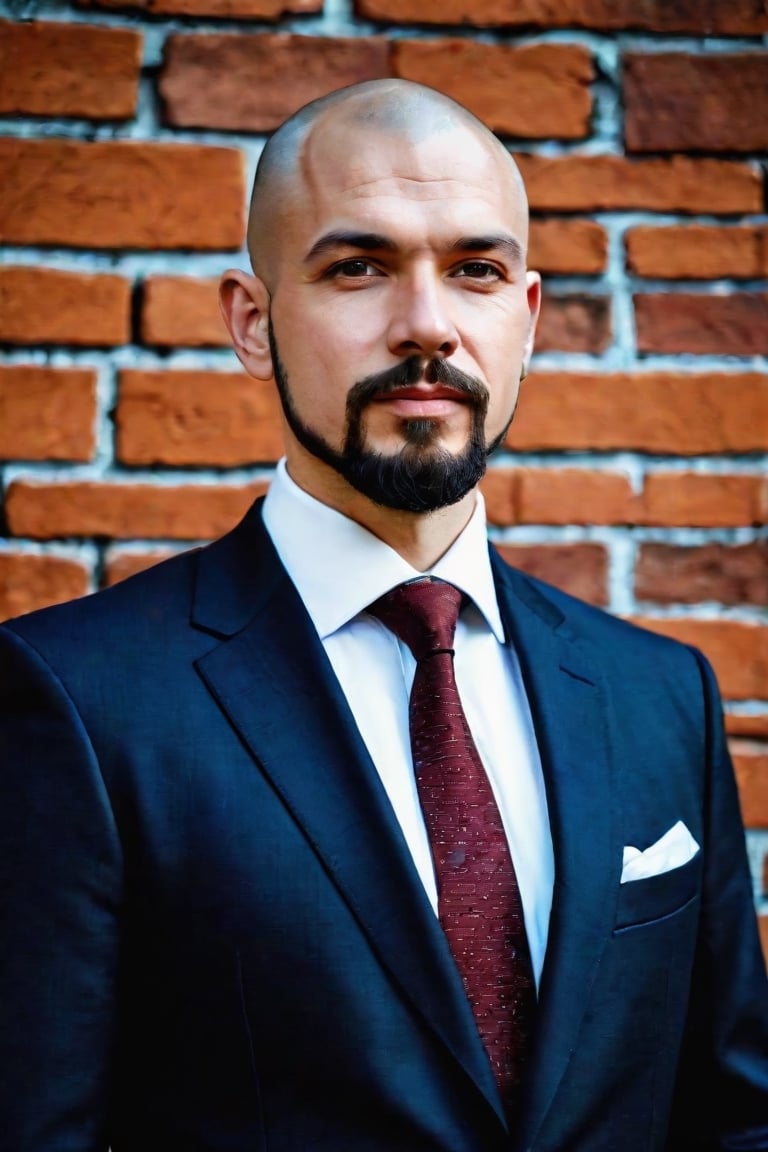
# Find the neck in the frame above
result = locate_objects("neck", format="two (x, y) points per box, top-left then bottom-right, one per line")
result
(284, 451), (478, 571)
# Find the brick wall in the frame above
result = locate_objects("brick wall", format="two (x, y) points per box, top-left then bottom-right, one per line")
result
(1, 2), (767, 939)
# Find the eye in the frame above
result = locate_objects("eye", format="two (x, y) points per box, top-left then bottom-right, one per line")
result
(453, 261), (503, 281)
(326, 259), (383, 279)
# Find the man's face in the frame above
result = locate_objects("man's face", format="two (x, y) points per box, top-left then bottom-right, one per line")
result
(265, 117), (540, 512)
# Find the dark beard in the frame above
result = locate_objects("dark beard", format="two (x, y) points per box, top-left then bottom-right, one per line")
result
(268, 322), (509, 513)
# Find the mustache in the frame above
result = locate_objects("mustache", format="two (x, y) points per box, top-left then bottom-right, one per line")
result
(346, 356), (489, 414)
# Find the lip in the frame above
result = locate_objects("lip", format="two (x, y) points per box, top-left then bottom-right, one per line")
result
(372, 383), (469, 417)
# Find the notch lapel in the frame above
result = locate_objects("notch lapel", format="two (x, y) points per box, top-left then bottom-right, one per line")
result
(191, 505), (507, 1127)
(491, 553), (619, 1151)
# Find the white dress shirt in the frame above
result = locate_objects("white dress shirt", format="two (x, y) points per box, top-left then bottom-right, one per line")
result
(262, 460), (554, 986)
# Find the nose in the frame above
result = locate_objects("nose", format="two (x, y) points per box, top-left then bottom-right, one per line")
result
(386, 268), (459, 360)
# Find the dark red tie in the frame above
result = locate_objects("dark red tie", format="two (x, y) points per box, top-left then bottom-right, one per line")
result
(368, 579), (535, 1110)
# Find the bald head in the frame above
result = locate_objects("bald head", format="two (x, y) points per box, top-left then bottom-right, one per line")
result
(247, 80), (529, 283)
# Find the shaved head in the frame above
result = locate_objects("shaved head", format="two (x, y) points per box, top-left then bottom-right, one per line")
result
(247, 80), (529, 284)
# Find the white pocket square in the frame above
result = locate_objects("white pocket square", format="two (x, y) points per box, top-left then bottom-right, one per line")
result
(621, 820), (700, 884)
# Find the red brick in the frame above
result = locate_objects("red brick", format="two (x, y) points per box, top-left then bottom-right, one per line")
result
(635, 294), (768, 356)
(5, 481), (267, 541)
(636, 542), (768, 606)
(141, 277), (228, 347)
(630, 617), (768, 700)
(626, 225), (768, 281)
(0, 20), (141, 119)
(355, 0), (767, 35)
(103, 549), (177, 586)
(116, 371), (284, 467)
(516, 155), (762, 214)
(529, 220), (607, 275)
(393, 40), (592, 139)
(638, 474), (768, 528)
(494, 542), (607, 605)
(726, 714), (768, 739)
(732, 744), (768, 827)
(0, 266), (130, 346)
(160, 34), (389, 131)
(512, 373), (768, 454)
(79, 0), (319, 15)
(535, 295), (611, 354)
(0, 553), (89, 623)
(624, 53), (768, 154)
(760, 917), (768, 967)
(0, 139), (245, 250)
(481, 468), (635, 527)
(0, 366), (96, 462)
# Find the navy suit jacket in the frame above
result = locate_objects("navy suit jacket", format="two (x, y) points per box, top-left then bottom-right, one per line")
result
(1, 499), (767, 1151)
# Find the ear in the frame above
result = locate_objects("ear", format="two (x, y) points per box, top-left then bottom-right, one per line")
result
(219, 269), (274, 381)
(522, 270), (542, 374)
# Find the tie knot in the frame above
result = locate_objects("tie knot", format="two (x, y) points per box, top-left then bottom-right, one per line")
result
(368, 579), (462, 661)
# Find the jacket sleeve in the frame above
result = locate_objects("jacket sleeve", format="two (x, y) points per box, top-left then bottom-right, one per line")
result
(666, 649), (768, 1151)
(0, 624), (122, 1152)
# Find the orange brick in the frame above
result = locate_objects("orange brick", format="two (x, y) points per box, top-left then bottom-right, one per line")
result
(393, 40), (592, 138)
(726, 714), (768, 739)
(0, 20), (141, 119)
(0, 366), (96, 462)
(760, 917), (768, 967)
(536, 295), (611, 354)
(630, 617), (768, 700)
(635, 294), (768, 356)
(116, 371), (284, 467)
(625, 53), (768, 153)
(516, 155), (762, 214)
(494, 542), (607, 605)
(529, 220), (607, 275)
(103, 549), (177, 586)
(160, 34), (389, 131)
(635, 542), (768, 606)
(355, 0), (767, 35)
(0, 553), (89, 623)
(638, 474), (768, 528)
(626, 225), (768, 280)
(0, 139), (245, 250)
(80, 0), (319, 14)
(0, 266), (130, 346)
(141, 277), (227, 347)
(481, 468), (635, 526)
(5, 481), (267, 541)
(732, 745), (768, 827)
(512, 373), (768, 454)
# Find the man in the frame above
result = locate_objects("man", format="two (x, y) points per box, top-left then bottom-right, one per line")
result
(1, 79), (766, 1151)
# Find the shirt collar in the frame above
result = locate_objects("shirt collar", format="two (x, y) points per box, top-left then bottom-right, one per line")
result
(262, 459), (505, 643)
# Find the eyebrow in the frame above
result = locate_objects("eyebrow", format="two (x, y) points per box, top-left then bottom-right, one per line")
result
(303, 230), (526, 266)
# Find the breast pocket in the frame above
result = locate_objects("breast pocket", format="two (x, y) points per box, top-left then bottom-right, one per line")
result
(613, 852), (702, 933)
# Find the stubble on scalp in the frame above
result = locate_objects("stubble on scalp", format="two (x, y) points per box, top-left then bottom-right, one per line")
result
(246, 79), (530, 287)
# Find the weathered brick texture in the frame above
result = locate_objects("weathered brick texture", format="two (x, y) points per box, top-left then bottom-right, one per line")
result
(116, 371), (284, 465)
(354, 0), (768, 35)
(5, 482), (267, 540)
(103, 550), (176, 585)
(630, 618), (768, 700)
(0, 21), (141, 119)
(635, 295), (768, 357)
(0, 267), (131, 346)
(624, 53), (768, 153)
(141, 277), (229, 347)
(0, 366), (97, 462)
(535, 296), (610, 354)
(494, 543), (607, 605)
(626, 226), (768, 281)
(80, 0), (320, 15)
(0, 553), (89, 623)
(635, 543), (768, 606)
(0, 140), (245, 249)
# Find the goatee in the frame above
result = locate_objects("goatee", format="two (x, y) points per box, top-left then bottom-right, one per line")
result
(268, 322), (509, 513)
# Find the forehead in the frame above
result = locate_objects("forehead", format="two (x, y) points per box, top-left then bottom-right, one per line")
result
(285, 119), (526, 252)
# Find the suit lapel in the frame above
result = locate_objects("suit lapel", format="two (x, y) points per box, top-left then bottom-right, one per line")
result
(191, 503), (506, 1126)
(491, 553), (618, 1151)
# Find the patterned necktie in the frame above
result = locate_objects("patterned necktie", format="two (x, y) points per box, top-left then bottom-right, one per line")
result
(368, 579), (535, 1111)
